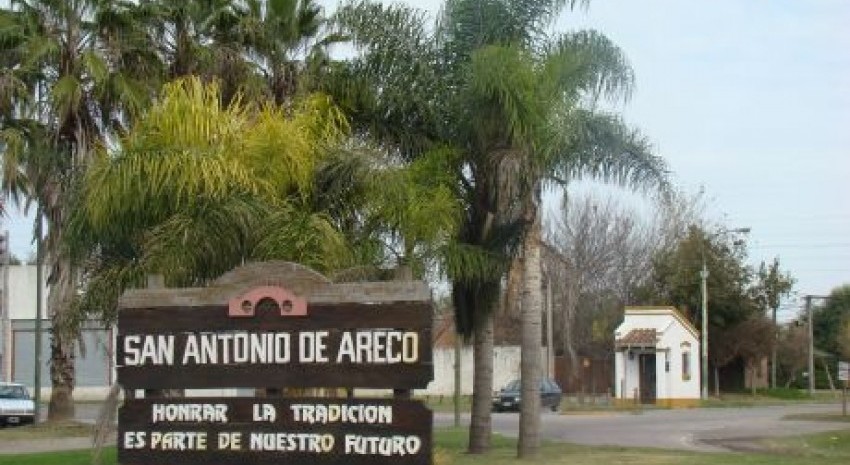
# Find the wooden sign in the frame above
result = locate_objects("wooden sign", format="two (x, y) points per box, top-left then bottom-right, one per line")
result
(839, 361), (849, 382)
(118, 397), (432, 465)
(116, 301), (432, 389)
(115, 262), (435, 465)
(116, 262), (433, 389)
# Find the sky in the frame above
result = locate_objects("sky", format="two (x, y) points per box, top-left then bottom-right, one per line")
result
(550, 0), (850, 320)
(4, 0), (848, 321)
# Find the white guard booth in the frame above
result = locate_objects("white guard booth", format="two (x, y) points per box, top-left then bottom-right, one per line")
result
(614, 306), (700, 407)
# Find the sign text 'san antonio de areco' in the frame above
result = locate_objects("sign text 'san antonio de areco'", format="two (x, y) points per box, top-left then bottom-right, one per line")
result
(116, 301), (432, 389)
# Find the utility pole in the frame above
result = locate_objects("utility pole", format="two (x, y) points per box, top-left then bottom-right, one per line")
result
(34, 214), (43, 423)
(453, 336), (461, 427)
(699, 227), (748, 401)
(700, 263), (709, 400)
(771, 303), (778, 389)
(0, 231), (8, 382)
(804, 295), (832, 396)
(546, 273), (554, 379)
(806, 295), (814, 395)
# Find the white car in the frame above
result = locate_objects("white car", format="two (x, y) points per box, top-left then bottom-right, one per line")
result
(0, 382), (36, 426)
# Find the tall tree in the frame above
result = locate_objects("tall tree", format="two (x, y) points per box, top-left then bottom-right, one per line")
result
(68, 78), (352, 318)
(812, 284), (850, 357)
(328, 1), (668, 455)
(545, 194), (657, 386)
(0, 0), (160, 420)
(776, 323), (808, 387)
(329, 1), (512, 452)
(438, 2), (668, 456)
(70, 76), (459, 327)
(247, 0), (337, 105)
(636, 225), (767, 390)
(752, 258), (794, 388)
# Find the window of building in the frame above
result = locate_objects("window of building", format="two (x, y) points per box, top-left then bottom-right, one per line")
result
(682, 351), (691, 381)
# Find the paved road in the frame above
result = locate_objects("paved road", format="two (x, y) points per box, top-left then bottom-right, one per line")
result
(435, 402), (849, 452)
(4, 402), (847, 455)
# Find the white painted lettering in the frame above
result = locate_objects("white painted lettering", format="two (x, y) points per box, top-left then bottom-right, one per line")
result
(148, 431), (207, 451)
(123, 335), (141, 366)
(344, 434), (422, 456)
(402, 333), (418, 363)
(248, 433), (334, 452)
(182, 335), (199, 364)
(233, 333), (249, 363)
(123, 431), (146, 449)
(356, 332), (372, 363)
(252, 403), (276, 422)
(386, 332), (402, 363)
(336, 332), (355, 363)
(289, 404), (392, 425)
(218, 432), (242, 450)
(151, 403), (228, 423)
(141, 335), (174, 366)
(274, 333), (290, 363)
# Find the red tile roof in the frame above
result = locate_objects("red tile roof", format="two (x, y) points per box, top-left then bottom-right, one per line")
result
(615, 328), (657, 348)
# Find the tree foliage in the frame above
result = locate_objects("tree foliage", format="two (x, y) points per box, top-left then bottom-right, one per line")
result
(813, 284), (850, 357)
(637, 225), (756, 331)
(67, 78), (352, 321)
(635, 224), (798, 371)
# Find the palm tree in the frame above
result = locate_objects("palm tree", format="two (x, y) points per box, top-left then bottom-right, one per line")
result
(443, 14), (668, 458)
(331, 0), (522, 452)
(135, 0), (339, 106)
(331, 0), (669, 456)
(69, 78), (353, 316)
(0, 0), (162, 421)
(70, 76), (459, 327)
(245, 0), (335, 105)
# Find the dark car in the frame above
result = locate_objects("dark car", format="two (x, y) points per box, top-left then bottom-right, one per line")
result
(492, 378), (563, 412)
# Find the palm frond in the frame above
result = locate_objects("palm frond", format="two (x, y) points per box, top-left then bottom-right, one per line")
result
(327, 0), (441, 158)
(543, 29), (635, 103)
(549, 108), (669, 196)
(142, 195), (270, 285)
(253, 207), (353, 273)
(437, 0), (582, 53)
(466, 44), (544, 148)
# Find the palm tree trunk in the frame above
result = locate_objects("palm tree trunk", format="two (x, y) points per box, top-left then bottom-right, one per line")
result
(468, 311), (494, 454)
(47, 256), (76, 421)
(518, 215), (542, 458)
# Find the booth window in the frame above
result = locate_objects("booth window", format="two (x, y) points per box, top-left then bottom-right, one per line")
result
(682, 351), (691, 381)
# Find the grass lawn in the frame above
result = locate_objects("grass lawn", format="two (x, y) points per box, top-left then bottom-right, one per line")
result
(0, 448), (115, 465)
(0, 421), (94, 440)
(2, 428), (849, 465)
(783, 413), (850, 423)
(422, 394), (473, 413)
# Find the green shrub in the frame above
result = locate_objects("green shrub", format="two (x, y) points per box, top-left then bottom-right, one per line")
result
(756, 387), (810, 399)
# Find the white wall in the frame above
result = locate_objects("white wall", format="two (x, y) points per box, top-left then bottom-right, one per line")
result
(419, 346), (548, 396)
(615, 352), (643, 400)
(658, 322), (700, 399)
(7, 265), (48, 321)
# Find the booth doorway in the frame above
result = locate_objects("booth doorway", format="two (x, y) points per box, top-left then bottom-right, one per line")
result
(638, 353), (657, 404)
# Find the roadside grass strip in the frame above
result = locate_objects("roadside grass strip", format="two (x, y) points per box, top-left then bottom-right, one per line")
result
(1, 427), (849, 465)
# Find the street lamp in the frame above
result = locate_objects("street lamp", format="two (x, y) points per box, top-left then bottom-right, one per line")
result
(700, 227), (750, 400)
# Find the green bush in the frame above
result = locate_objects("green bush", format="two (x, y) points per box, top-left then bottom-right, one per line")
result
(756, 387), (810, 399)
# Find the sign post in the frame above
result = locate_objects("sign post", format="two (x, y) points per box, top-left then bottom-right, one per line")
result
(116, 262), (434, 465)
(839, 361), (849, 417)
